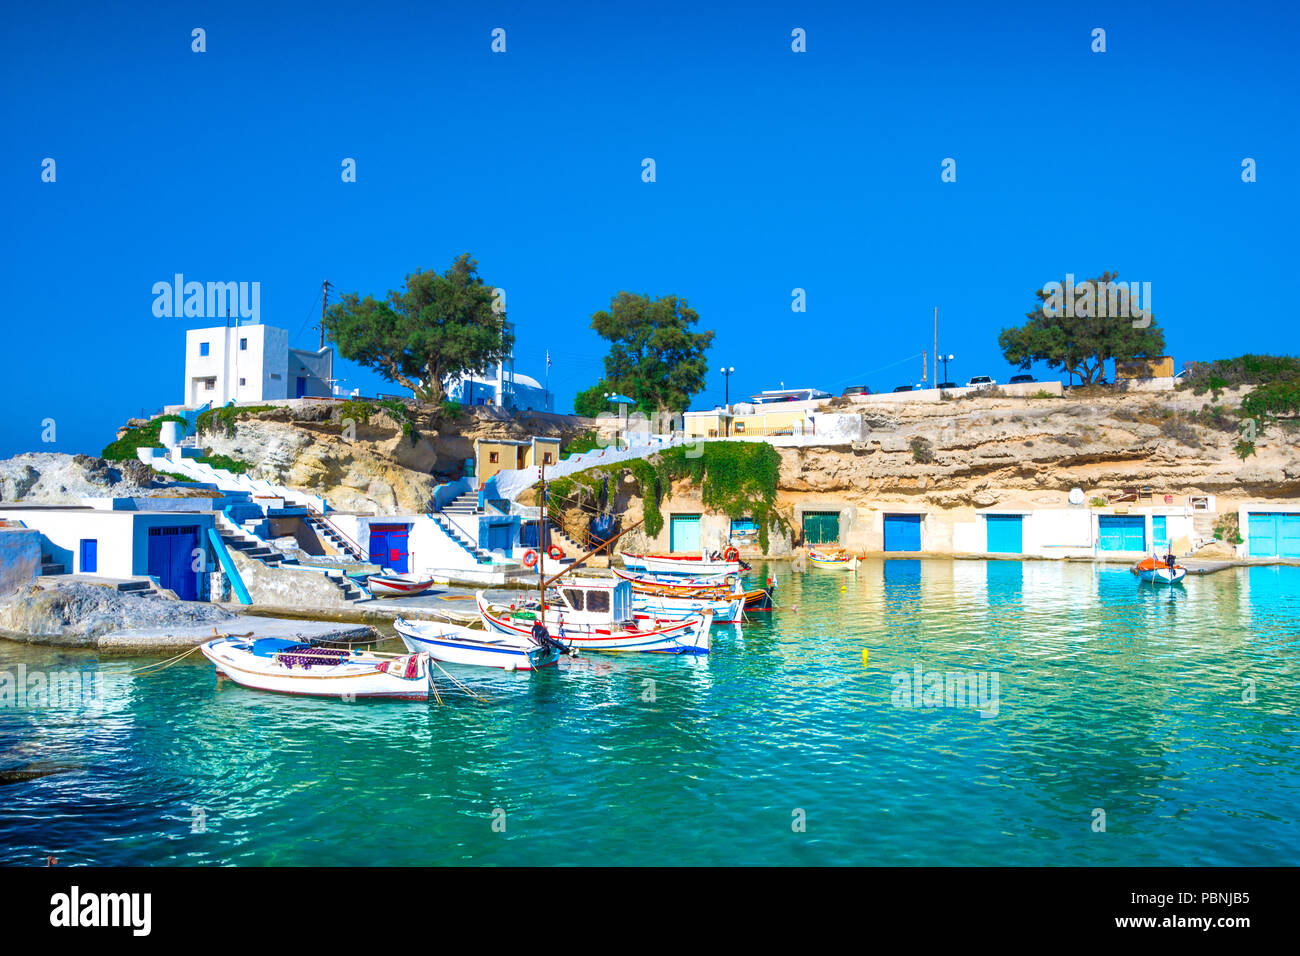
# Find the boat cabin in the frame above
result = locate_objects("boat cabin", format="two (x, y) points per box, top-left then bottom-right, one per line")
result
(553, 577), (633, 624)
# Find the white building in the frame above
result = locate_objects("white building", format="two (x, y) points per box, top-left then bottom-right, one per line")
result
(183, 323), (334, 407)
(444, 364), (553, 412)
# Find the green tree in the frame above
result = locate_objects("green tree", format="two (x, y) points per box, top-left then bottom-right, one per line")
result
(999, 271), (1165, 384)
(324, 254), (513, 404)
(573, 382), (612, 418)
(582, 292), (714, 415)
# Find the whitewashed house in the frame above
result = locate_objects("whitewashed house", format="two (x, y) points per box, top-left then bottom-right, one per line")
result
(183, 323), (334, 407)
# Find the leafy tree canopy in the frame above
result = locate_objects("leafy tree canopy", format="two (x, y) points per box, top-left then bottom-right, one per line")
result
(579, 292), (714, 416)
(999, 271), (1165, 385)
(324, 254), (512, 404)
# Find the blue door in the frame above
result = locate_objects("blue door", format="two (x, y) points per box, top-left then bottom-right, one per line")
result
(79, 539), (98, 573)
(368, 524), (411, 573)
(147, 526), (200, 600)
(1152, 516), (1168, 548)
(1248, 513), (1300, 557)
(985, 514), (1023, 553)
(670, 515), (701, 552)
(486, 522), (512, 554)
(1098, 515), (1145, 551)
(883, 514), (922, 552)
(296, 376), (308, 398)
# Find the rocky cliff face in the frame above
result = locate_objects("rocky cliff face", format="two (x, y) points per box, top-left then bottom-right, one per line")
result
(0, 453), (160, 505)
(776, 387), (1294, 509)
(195, 403), (588, 514)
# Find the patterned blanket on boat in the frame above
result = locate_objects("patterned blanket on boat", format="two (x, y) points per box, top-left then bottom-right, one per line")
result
(378, 654), (422, 680)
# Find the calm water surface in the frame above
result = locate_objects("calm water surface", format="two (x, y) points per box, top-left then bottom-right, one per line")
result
(1, 560), (1297, 866)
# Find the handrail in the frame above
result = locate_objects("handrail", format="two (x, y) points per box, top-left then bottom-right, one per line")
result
(433, 511), (485, 558)
(306, 507), (369, 561)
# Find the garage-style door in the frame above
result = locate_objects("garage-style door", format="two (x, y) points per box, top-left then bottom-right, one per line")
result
(669, 514), (701, 553)
(1098, 515), (1145, 552)
(883, 514), (922, 552)
(1248, 513), (1300, 558)
(802, 511), (841, 545)
(985, 514), (1024, 553)
(369, 523), (411, 573)
(147, 525), (200, 600)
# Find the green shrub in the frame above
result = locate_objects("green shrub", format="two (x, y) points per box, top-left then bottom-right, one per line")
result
(101, 415), (188, 461)
(197, 453), (251, 474)
(561, 430), (604, 458)
(1180, 354), (1300, 396)
(195, 404), (277, 438)
(909, 436), (935, 463)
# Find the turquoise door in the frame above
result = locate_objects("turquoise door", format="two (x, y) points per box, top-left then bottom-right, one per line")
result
(1098, 515), (1145, 551)
(670, 515), (701, 552)
(985, 515), (1023, 553)
(1249, 513), (1300, 557)
(883, 514), (922, 551)
(1152, 516), (1167, 548)
(802, 511), (841, 545)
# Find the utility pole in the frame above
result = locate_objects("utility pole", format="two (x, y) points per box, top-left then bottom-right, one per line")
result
(320, 280), (329, 349)
(933, 307), (938, 385)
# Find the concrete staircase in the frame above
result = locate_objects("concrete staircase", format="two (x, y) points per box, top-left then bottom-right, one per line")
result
(441, 491), (480, 516)
(305, 513), (367, 561)
(214, 513), (290, 567)
(39, 554), (66, 576)
(433, 511), (495, 564)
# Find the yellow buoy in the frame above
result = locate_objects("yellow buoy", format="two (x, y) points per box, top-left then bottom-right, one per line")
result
(861, 649), (869, 666)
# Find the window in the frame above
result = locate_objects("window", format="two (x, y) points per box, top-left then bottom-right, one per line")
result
(270, 373), (281, 380)
(204, 378), (215, 390)
(239, 377), (246, 386)
(240, 338), (247, 350)
(586, 590), (610, 614)
(489, 452), (499, 464)
(562, 588), (584, 611)
(544, 452), (554, 464)
(199, 342), (209, 356)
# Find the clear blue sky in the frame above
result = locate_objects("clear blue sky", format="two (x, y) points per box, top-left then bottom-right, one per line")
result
(2, 0), (1296, 459)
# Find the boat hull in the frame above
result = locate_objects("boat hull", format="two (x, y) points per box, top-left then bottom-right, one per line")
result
(394, 617), (559, 671)
(368, 575), (436, 597)
(1137, 567), (1186, 584)
(201, 638), (430, 699)
(620, 553), (743, 577)
(477, 594), (711, 653)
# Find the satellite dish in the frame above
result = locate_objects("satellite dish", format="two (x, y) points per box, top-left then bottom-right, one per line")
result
(1068, 488), (1085, 505)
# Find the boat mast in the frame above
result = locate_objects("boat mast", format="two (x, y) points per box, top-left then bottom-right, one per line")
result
(538, 457), (545, 626)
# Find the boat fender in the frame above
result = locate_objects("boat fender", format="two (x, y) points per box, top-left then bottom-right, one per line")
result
(523, 549), (539, 568)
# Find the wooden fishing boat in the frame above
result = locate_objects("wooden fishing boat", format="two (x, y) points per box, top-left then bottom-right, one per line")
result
(201, 636), (431, 699)
(610, 566), (777, 611)
(620, 551), (746, 577)
(634, 590), (744, 624)
(808, 548), (859, 571)
(367, 574), (437, 597)
(477, 581), (712, 653)
(393, 616), (561, 671)
(1132, 556), (1187, 585)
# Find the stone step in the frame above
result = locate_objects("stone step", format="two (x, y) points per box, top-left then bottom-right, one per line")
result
(39, 562), (66, 575)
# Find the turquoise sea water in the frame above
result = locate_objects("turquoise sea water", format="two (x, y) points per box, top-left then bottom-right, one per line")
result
(1, 560), (1297, 866)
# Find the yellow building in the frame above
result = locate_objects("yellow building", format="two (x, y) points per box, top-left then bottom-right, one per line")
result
(1116, 355), (1175, 379)
(474, 437), (561, 487)
(683, 408), (817, 438)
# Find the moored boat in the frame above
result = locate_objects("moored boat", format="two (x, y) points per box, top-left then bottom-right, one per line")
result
(393, 616), (561, 671)
(808, 548), (859, 571)
(201, 636), (431, 699)
(476, 580), (712, 653)
(620, 550), (747, 577)
(367, 574), (437, 598)
(1132, 556), (1187, 585)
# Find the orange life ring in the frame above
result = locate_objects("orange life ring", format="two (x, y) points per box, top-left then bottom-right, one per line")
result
(523, 549), (539, 568)
(723, 546), (741, 563)
(548, 545), (564, 560)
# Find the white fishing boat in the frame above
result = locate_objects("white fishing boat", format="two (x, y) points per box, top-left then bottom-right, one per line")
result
(633, 590), (744, 623)
(393, 616), (561, 671)
(620, 550), (746, 577)
(611, 566), (737, 589)
(476, 579), (712, 653)
(367, 574), (437, 598)
(201, 636), (431, 699)
(1132, 556), (1187, 585)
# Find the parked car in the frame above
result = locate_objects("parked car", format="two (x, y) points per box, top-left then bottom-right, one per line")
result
(937, 381), (958, 389)
(892, 384), (917, 393)
(1008, 374), (1036, 385)
(965, 375), (996, 388)
(841, 385), (872, 396)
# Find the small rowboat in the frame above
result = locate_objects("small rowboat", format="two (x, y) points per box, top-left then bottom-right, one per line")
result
(477, 590), (712, 654)
(1132, 557), (1186, 585)
(620, 552), (746, 577)
(394, 616), (561, 671)
(809, 548), (859, 571)
(368, 574), (436, 598)
(201, 636), (431, 699)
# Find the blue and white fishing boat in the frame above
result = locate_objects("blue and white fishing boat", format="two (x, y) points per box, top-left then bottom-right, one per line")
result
(393, 616), (561, 671)
(201, 636), (432, 699)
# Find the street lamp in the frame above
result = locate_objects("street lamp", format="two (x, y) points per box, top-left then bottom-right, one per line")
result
(940, 353), (955, 385)
(720, 366), (735, 406)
